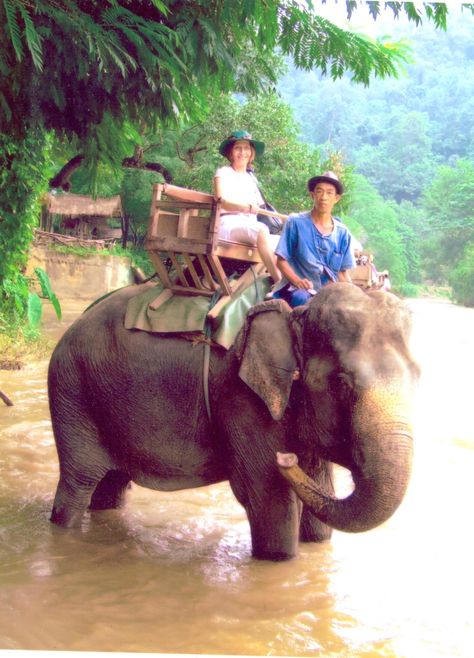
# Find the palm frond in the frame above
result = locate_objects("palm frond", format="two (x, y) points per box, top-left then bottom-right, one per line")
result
(279, 8), (409, 84)
(3, 0), (23, 61)
(17, 2), (43, 70)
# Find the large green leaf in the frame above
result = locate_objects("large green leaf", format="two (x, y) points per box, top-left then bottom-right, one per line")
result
(49, 293), (62, 321)
(33, 267), (62, 319)
(34, 266), (53, 299)
(27, 292), (42, 329)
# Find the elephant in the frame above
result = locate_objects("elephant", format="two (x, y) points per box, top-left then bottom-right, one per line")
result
(48, 282), (419, 561)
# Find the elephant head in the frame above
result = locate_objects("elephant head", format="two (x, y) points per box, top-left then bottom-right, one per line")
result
(235, 283), (420, 534)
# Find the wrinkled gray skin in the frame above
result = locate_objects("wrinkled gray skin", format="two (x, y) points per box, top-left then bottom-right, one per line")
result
(48, 282), (419, 561)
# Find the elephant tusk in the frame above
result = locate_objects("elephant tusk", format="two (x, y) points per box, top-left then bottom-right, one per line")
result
(276, 452), (332, 511)
(276, 451), (299, 468)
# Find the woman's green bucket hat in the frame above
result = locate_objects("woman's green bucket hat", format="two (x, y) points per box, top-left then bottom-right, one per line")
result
(218, 130), (265, 158)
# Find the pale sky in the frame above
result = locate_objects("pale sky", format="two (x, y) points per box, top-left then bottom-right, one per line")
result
(312, 0), (467, 36)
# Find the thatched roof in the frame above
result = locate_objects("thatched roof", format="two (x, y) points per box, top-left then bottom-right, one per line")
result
(46, 193), (122, 217)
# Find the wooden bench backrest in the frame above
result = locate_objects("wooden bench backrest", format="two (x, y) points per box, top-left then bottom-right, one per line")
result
(145, 183), (270, 302)
(349, 263), (374, 288)
(161, 183), (214, 204)
(145, 183), (234, 296)
(147, 183), (218, 249)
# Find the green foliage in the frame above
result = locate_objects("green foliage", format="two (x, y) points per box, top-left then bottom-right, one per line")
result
(0, 273), (29, 325)
(34, 266), (62, 321)
(0, 130), (53, 319)
(348, 1), (452, 29)
(355, 111), (437, 203)
(121, 168), (163, 241)
(348, 174), (409, 286)
(1, 1), (419, 151)
(278, 6), (410, 83)
(422, 160), (474, 278)
(421, 159), (474, 293)
(448, 243), (474, 307)
(396, 281), (420, 298)
(422, 159), (474, 239)
(27, 292), (42, 330)
(280, 9), (474, 174)
(389, 200), (423, 283)
(120, 246), (156, 279)
(0, 266), (61, 339)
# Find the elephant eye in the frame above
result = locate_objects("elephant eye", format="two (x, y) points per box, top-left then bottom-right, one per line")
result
(304, 358), (335, 392)
(337, 372), (353, 389)
(335, 372), (355, 398)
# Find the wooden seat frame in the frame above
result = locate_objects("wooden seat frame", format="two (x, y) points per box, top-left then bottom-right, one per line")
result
(145, 183), (268, 314)
(349, 255), (385, 289)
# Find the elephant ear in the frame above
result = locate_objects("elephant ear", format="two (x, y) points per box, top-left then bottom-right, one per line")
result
(234, 299), (298, 421)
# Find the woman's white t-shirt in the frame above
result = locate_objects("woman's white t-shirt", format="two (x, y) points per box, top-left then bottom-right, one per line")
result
(214, 166), (267, 244)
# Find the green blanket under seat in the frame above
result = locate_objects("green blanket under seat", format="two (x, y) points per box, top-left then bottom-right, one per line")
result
(124, 271), (271, 350)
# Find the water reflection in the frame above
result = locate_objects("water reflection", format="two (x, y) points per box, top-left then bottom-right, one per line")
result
(0, 297), (473, 656)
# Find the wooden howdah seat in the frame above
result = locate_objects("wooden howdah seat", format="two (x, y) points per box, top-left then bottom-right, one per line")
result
(349, 255), (384, 289)
(349, 263), (374, 289)
(145, 183), (277, 316)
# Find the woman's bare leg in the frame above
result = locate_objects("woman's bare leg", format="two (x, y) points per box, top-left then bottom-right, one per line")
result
(257, 231), (281, 284)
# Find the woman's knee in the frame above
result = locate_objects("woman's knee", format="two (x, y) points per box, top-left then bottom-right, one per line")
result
(256, 224), (271, 243)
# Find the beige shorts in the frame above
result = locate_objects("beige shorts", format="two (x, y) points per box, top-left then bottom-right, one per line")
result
(219, 214), (269, 245)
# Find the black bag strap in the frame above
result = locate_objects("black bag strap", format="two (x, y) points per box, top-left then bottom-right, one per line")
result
(247, 170), (274, 210)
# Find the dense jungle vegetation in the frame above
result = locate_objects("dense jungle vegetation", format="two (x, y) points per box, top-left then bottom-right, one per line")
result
(1, 1), (474, 350)
(68, 7), (474, 304)
(278, 9), (474, 304)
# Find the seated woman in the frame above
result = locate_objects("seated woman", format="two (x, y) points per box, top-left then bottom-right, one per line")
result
(214, 130), (281, 284)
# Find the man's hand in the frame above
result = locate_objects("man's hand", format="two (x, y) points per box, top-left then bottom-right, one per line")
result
(276, 256), (313, 290)
(292, 277), (313, 290)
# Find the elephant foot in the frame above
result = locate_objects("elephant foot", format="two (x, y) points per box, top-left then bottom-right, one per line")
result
(50, 474), (97, 527)
(50, 505), (84, 528)
(252, 548), (297, 561)
(248, 506), (300, 561)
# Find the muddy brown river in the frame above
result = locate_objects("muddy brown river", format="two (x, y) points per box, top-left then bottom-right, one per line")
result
(0, 296), (473, 657)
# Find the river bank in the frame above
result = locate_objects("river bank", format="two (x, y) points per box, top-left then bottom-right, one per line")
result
(1, 247), (136, 372)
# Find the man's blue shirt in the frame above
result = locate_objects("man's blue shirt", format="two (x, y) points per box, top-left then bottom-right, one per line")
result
(275, 211), (356, 288)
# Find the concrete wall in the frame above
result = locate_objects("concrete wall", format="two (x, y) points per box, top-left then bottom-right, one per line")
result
(27, 246), (134, 300)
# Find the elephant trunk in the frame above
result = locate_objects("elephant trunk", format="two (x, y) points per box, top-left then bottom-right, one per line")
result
(278, 389), (414, 533)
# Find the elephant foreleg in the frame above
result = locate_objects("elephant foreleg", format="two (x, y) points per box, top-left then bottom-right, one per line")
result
(299, 459), (334, 543)
(246, 496), (301, 561)
(229, 471), (301, 561)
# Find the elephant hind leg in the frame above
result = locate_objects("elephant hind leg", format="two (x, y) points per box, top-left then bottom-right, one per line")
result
(51, 468), (107, 528)
(49, 415), (115, 528)
(89, 470), (131, 510)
